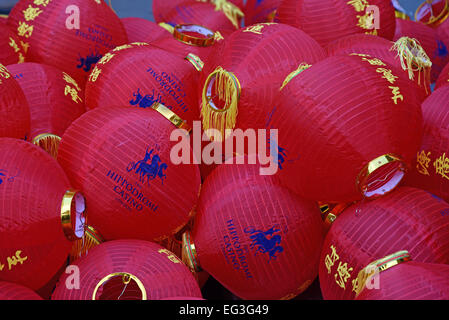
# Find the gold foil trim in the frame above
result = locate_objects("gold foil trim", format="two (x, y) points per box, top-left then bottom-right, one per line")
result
(173, 24), (215, 47)
(60, 190), (85, 242)
(182, 231), (201, 273)
(151, 102), (191, 133)
(185, 53), (204, 72)
(415, 0), (449, 27)
(92, 272), (147, 300)
(159, 22), (175, 34)
(32, 133), (61, 159)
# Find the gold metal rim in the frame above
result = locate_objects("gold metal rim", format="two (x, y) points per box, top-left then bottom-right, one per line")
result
(61, 190), (85, 242)
(415, 0), (449, 27)
(173, 24), (215, 47)
(32, 133), (62, 159)
(203, 68), (241, 113)
(150, 102), (191, 133)
(92, 272), (147, 300)
(182, 231), (200, 273)
(185, 53), (204, 72)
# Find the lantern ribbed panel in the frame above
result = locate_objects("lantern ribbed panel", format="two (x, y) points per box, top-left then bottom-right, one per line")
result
(356, 261), (449, 300)
(394, 18), (448, 83)
(7, 0), (128, 86)
(437, 18), (449, 57)
(200, 23), (326, 133)
(0, 24), (25, 65)
(326, 34), (429, 100)
(0, 138), (73, 291)
(150, 35), (216, 63)
(121, 17), (170, 44)
(244, 0), (281, 25)
(405, 86), (449, 203)
(57, 107), (201, 241)
(0, 16), (6, 24)
(435, 61), (449, 89)
(0, 281), (43, 300)
(268, 54), (423, 202)
(85, 44), (200, 127)
(319, 187), (449, 300)
(0, 65), (30, 140)
(276, 0), (396, 47)
(6, 63), (86, 140)
(192, 159), (324, 300)
(51, 240), (202, 300)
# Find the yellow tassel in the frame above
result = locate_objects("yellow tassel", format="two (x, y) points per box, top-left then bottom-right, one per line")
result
(32, 133), (61, 159)
(69, 225), (104, 262)
(211, 0), (244, 29)
(201, 66), (240, 141)
(391, 37), (432, 93)
(280, 63), (312, 90)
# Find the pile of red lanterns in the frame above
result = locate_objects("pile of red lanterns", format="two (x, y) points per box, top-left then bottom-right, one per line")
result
(1, 0), (449, 301)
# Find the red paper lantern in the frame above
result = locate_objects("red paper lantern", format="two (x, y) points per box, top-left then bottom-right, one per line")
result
(57, 106), (201, 241)
(0, 138), (86, 291)
(200, 22), (326, 141)
(0, 281), (42, 300)
(267, 54), (423, 203)
(276, 0), (396, 47)
(394, 18), (449, 83)
(183, 157), (324, 300)
(85, 42), (201, 127)
(0, 64), (30, 140)
(244, 0), (281, 25)
(7, 0), (128, 87)
(121, 17), (170, 44)
(435, 61), (449, 89)
(355, 251), (449, 300)
(327, 34), (432, 98)
(0, 23), (25, 65)
(51, 239), (202, 300)
(405, 86), (449, 203)
(6, 63), (86, 141)
(0, 15), (7, 24)
(319, 187), (449, 300)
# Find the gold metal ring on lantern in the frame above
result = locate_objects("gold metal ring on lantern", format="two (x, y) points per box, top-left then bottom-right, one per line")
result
(182, 231), (201, 273)
(150, 102), (192, 134)
(173, 24), (215, 47)
(92, 272), (147, 300)
(415, 0), (449, 27)
(203, 67), (241, 113)
(159, 22), (175, 34)
(61, 190), (86, 242)
(185, 53), (204, 72)
(355, 250), (411, 297)
(32, 133), (62, 159)
(356, 154), (405, 197)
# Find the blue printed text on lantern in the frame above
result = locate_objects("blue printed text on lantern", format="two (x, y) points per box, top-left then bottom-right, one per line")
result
(0, 250), (28, 272)
(106, 170), (159, 213)
(75, 25), (115, 50)
(146, 67), (189, 113)
(221, 219), (254, 280)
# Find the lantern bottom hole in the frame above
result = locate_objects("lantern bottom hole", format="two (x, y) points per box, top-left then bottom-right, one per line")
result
(362, 160), (405, 199)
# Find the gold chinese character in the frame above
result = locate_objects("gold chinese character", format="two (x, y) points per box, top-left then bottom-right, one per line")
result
(334, 262), (353, 290)
(243, 23), (276, 35)
(88, 67), (102, 82)
(20, 41), (30, 54)
(9, 37), (20, 53)
(362, 57), (386, 66)
(417, 150), (432, 176)
(389, 86), (404, 104)
(64, 85), (82, 103)
(214, 31), (224, 41)
(352, 277), (359, 293)
(33, 0), (51, 6)
(0, 64), (11, 79)
(112, 44), (133, 52)
(18, 53), (25, 63)
(62, 72), (80, 91)
(350, 53), (370, 57)
(376, 68), (398, 84)
(7, 250), (28, 270)
(17, 21), (34, 38)
(357, 11), (375, 30)
(0, 263), (4, 271)
(434, 152), (449, 180)
(325, 245), (339, 274)
(98, 52), (115, 65)
(365, 29), (378, 36)
(347, 0), (369, 12)
(132, 42), (149, 47)
(158, 249), (181, 264)
(23, 5), (43, 21)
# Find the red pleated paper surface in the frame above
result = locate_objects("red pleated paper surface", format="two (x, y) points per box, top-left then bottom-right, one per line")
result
(190, 157), (324, 300)
(200, 22), (326, 140)
(435, 60), (449, 89)
(51, 240), (202, 300)
(319, 187), (449, 300)
(0, 63), (30, 140)
(0, 23), (25, 65)
(244, 0), (281, 25)
(0, 281), (42, 300)
(326, 34), (430, 98)
(121, 17), (170, 44)
(85, 43), (201, 127)
(356, 260), (449, 300)
(405, 85), (449, 203)
(0, 138), (81, 291)
(276, 0), (396, 47)
(267, 54), (423, 203)
(6, 63), (86, 140)
(7, 0), (128, 86)
(57, 106), (201, 241)
(394, 18), (449, 83)
(0, 15), (6, 24)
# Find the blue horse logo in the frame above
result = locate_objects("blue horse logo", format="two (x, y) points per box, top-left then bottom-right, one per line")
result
(127, 147), (167, 185)
(129, 88), (161, 109)
(245, 226), (284, 262)
(0, 172), (5, 185)
(77, 47), (102, 72)
(436, 40), (448, 57)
